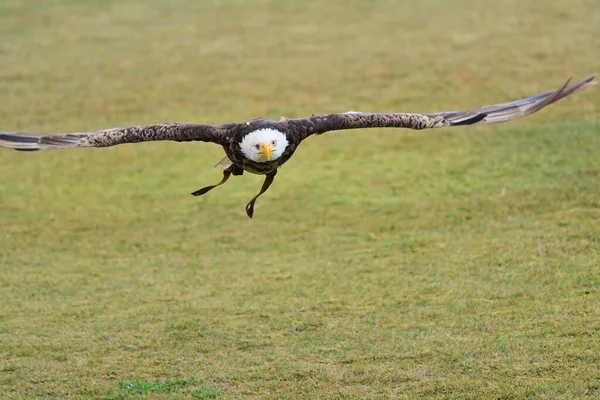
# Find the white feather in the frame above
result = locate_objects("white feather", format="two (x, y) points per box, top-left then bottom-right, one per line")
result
(239, 128), (289, 162)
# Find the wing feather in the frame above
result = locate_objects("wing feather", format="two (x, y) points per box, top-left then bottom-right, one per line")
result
(284, 75), (596, 140)
(0, 122), (234, 151)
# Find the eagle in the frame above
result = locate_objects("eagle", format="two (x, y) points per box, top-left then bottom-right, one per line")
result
(0, 75), (596, 218)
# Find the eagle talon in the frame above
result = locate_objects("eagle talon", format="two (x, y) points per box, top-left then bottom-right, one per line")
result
(244, 171), (277, 219)
(191, 168), (232, 197)
(245, 201), (255, 219)
(191, 186), (215, 196)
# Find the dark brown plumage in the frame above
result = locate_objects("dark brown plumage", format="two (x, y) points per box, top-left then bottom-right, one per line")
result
(0, 75), (596, 218)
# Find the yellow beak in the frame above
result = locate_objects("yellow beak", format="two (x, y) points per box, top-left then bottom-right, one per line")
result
(259, 142), (273, 160)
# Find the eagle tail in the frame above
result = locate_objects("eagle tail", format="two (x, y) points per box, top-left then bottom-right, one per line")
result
(0, 132), (88, 151)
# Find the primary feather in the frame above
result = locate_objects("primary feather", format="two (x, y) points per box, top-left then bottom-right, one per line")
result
(284, 75), (597, 139)
(0, 123), (231, 151)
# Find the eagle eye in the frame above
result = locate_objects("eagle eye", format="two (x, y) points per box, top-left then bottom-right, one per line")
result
(271, 140), (277, 146)
(255, 144), (260, 150)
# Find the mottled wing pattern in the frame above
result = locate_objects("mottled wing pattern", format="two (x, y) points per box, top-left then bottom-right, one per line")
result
(0, 123), (236, 151)
(284, 75), (596, 141)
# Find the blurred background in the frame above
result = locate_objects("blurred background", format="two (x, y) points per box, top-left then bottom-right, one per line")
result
(0, 0), (598, 398)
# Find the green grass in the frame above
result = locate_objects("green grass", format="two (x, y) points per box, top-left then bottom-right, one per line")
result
(0, 0), (599, 398)
(104, 378), (219, 399)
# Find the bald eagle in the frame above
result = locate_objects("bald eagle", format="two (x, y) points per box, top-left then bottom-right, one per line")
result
(0, 75), (596, 218)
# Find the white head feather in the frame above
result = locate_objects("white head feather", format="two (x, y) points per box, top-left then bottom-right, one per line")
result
(239, 128), (289, 162)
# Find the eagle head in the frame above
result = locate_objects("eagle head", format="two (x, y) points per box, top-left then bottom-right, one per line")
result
(239, 128), (289, 162)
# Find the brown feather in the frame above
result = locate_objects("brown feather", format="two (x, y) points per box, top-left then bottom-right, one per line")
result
(0, 123), (233, 151)
(283, 74), (596, 140)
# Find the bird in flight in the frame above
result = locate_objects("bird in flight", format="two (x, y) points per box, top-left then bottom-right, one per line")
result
(0, 75), (595, 218)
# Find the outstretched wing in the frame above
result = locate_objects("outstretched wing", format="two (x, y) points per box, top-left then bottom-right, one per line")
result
(0, 122), (236, 151)
(283, 75), (596, 140)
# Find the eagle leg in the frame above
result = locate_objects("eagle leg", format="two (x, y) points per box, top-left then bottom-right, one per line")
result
(191, 168), (233, 197)
(245, 170), (277, 219)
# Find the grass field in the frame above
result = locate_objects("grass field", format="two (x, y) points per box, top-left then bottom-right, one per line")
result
(1, 0), (599, 398)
